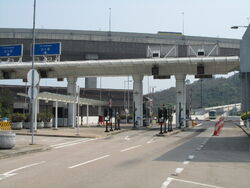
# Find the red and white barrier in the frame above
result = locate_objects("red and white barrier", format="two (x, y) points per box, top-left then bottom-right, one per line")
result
(213, 118), (224, 136)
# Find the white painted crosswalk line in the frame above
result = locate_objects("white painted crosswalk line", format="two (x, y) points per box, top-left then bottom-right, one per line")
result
(51, 138), (97, 149)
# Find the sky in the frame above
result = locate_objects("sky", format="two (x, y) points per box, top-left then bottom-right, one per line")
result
(0, 0), (249, 94)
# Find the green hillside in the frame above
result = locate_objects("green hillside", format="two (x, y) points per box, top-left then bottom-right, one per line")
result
(151, 73), (241, 109)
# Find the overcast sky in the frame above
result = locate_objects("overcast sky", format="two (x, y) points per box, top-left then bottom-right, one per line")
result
(0, 0), (249, 93)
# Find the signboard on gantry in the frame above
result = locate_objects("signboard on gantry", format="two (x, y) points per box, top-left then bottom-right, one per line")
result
(31, 42), (61, 56)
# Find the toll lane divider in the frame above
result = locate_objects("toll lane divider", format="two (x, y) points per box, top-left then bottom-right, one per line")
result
(213, 118), (225, 136)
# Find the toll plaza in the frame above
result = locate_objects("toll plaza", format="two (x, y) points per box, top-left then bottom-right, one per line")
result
(0, 28), (244, 129)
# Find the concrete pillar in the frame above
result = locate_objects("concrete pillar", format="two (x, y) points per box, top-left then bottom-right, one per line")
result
(241, 72), (250, 113)
(133, 75), (144, 127)
(67, 77), (77, 127)
(175, 74), (186, 128)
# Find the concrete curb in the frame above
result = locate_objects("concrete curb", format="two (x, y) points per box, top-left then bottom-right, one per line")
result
(0, 145), (51, 160)
(233, 122), (250, 152)
(15, 128), (130, 139)
(107, 129), (129, 136)
(15, 132), (97, 139)
(155, 129), (182, 137)
(234, 122), (250, 138)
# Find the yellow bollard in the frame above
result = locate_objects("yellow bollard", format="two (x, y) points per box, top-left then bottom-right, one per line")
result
(0, 121), (11, 130)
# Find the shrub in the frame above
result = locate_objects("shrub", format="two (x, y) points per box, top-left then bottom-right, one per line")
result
(37, 113), (45, 122)
(24, 114), (30, 122)
(241, 111), (250, 120)
(10, 113), (26, 122)
(43, 112), (54, 122)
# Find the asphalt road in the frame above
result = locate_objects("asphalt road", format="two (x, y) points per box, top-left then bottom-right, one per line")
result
(0, 121), (249, 188)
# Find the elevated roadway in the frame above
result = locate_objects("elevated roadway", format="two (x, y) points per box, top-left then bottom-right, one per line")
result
(0, 28), (240, 61)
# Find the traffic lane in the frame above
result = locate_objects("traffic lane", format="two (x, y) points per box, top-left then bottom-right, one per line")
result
(165, 122), (250, 188)
(0, 128), (161, 178)
(0, 124), (206, 174)
(0, 132), (188, 188)
(0, 123), (207, 173)
(42, 124), (209, 170)
(14, 127), (153, 148)
(60, 124), (211, 188)
(0, 124), (209, 187)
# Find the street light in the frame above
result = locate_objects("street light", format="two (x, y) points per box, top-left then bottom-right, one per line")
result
(109, 8), (111, 36)
(30, 0), (37, 145)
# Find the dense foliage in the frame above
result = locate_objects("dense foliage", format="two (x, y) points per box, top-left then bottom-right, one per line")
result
(0, 88), (14, 118)
(151, 73), (241, 109)
(10, 113), (26, 122)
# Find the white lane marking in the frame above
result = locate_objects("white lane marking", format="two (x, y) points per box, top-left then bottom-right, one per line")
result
(50, 138), (90, 147)
(53, 138), (96, 149)
(196, 147), (201, 151)
(0, 161), (45, 181)
(120, 145), (142, 152)
(168, 177), (223, 188)
(173, 168), (184, 176)
(196, 123), (202, 127)
(183, 161), (190, 165)
(188, 155), (195, 160)
(147, 138), (157, 144)
(69, 155), (110, 169)
(160, 177), (174, 188)
(124, 136), (131, 141)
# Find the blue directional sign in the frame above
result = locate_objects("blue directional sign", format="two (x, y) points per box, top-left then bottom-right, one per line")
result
(0, 44), (23, 57)
(31, 42), (61, 56)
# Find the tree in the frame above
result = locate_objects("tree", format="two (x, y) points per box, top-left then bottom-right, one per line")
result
(0, 88), (14, 117)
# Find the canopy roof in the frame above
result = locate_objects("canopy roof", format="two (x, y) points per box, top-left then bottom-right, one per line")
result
(0, 56), (240, 79)
(18, 92), (107, 106)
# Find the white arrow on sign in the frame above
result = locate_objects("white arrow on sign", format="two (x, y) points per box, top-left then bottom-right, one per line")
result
(28, 87), (38, 99)
(27, 69), (40, 86)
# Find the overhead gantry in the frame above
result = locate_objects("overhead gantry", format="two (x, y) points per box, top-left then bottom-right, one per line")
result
(0, 56), (240, 127)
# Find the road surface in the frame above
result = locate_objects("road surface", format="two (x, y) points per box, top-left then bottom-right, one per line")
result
(0, 121), (249, 188)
